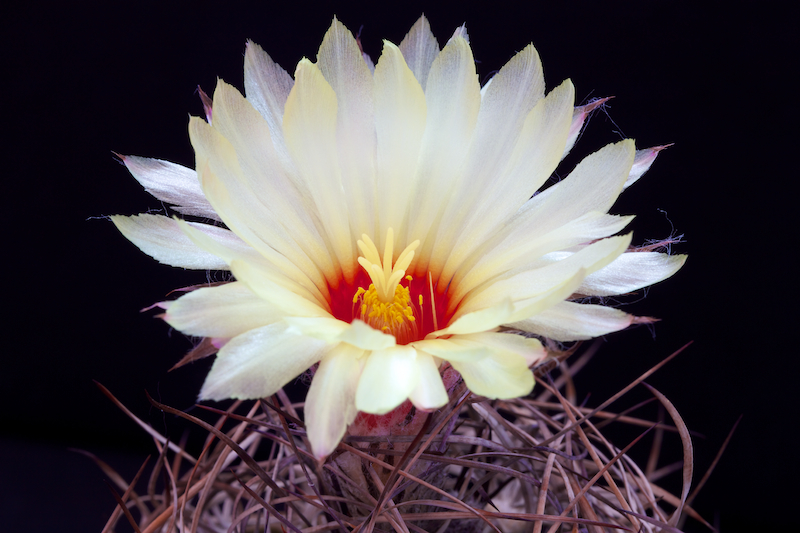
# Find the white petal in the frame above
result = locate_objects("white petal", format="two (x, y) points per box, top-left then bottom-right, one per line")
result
(355, 346), (419, 414)
(429, 44), (545, 276)
(510, 301), (633, 341)
(305, 343), (364, 459)
(164, 282), (283, 339)
(373, 41), (427, 249)
(120, 155), (218, 220)
(283, 59), (356, 281)
(577, 252), (687, 296)
(431, 299), (514, 337)
(317, 18), (377, 244)
(455, 332), (546, 367)
(408, 351), (448, 410)
(440, 80), (576, 285)
(243, 40), (295, 168)
(200, 322), (330, 401)
(516, 139), (635, 235)
(411, 338), (491, 362)
(398, 15), (439, 90)
(229, 259), (330, 319)
(406, 35), (480, 275)
(450, 210), (634, 306)
(460, 234), (632, 315)
(284, 317), (396, 351)
(211, 80), (336, 286)
(445, 338), (534, 399)
(172, 217), (327, 313)
(189, 117), (329, 302)
(111, 213), (239, 270)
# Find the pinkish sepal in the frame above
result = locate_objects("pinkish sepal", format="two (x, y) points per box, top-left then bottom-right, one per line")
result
(625, 144), (673, 189)
(197, 85), (213, 124)
(562, 97), (613, 159)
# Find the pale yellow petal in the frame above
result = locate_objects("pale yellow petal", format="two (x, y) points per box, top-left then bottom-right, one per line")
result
(317, 18), (377, 244)
(439, 79), (576, 286)
(355, 346), (419, 414)
(164, 282), (283, 339)
(305, 343), (364, 459)
(455, 332), (546, 367)
(441, 337), (534, 399)
(411, 338), (491, 362)
(283, 59), (356, 281)
(211, 80), (336, 286)
(189, 119), (328, 302)
(450, 211), (634, 305)
(229, 259), (330, 319)
(406, 36), (480, 275)
(283, 317), (396, 351)
(373, 41), (427, 250)
(513, 139), (635, 235)
(200, 322), (330, 401)
(459, 234), (631, 316)
(408, 351), (448, 410)
(430, 299), (514, 338)
(429, 44), (545, 277)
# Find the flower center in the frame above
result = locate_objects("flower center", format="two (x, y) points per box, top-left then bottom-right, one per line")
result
(352, 229), (420, 344)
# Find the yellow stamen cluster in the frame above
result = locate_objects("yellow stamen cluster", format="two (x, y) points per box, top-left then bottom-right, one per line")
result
(354, 229), (420, 343)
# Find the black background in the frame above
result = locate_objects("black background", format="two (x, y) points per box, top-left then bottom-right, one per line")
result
(3, 1), (795, 531)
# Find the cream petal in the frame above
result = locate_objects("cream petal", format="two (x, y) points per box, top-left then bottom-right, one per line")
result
(164, 282), (283, 339)
(451, 354), (534, 399)
(243, 40), (295, 169)
(284, 317), (396, 351)
(439, 80), (576, 285)
(505, 267), (588, 323)
(510, 301), (634, 342)
(455, 332), (546, 367)
(189, 118), (328, 302)
(355, 346), (419, 414)
(515, 139), (635, 236)
(408, 351), (448, 410)
(199, 322), (330, 401)
(398, 15), (439, 90)
(283, 59), (356, 281)
(316, 18), (377, 244)
(373, 41), (427, 249)
(460, 234), (632, 315)
(229, 259), (330, 319)
(111, 214), (239, 270)
(450, 211), (634, 305)
(172, 216), (326, 312)
(445, 338), (534, 399)
(577, 252), (687, 296)
(430, 299), (514, 338)
(411, 338), (491, 362)
(429, 44), (545, 277)
(305, 343), (364, 459)
(211, 80), (336, 286)
(406, 35), (480, 275)
(120, 155), (218, 220)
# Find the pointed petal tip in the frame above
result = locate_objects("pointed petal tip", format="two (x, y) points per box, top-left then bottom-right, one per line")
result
(579, 96), (614, 113)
